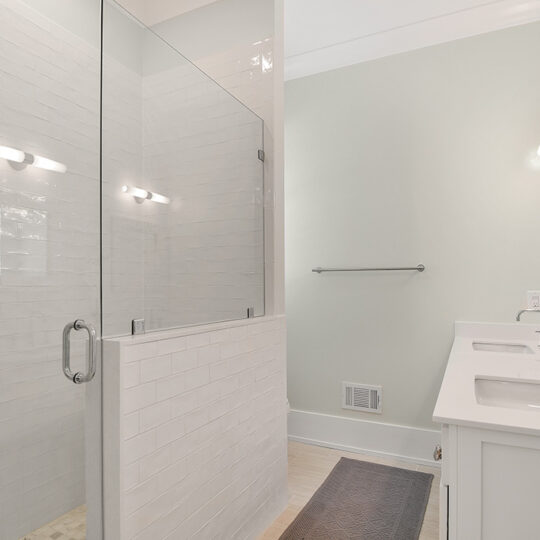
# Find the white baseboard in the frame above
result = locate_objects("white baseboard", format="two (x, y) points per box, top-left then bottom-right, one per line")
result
(288, 409), (441, 467)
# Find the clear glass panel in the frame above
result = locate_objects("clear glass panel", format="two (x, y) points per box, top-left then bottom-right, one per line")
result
(0, 0), (101, 538)
(102, 0), (265, 336)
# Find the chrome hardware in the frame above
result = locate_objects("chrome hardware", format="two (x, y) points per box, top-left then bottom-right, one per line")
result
(433, 444), (443, 461)
(132, 318), (145, 335)
(516, 308), (540, 321)
(62, 319), (97, 384)
(247, 307), (255, 319)
(257, 149), (265, 162)
(312, 264), (425, 274)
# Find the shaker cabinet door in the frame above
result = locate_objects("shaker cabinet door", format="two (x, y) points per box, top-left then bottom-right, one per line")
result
(456, 426), (540, 540)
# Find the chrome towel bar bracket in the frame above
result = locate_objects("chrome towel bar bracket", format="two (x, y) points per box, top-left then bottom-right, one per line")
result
(312, 264), (425, 274)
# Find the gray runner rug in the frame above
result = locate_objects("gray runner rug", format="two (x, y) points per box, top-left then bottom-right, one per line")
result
(279, 457), (434, 540)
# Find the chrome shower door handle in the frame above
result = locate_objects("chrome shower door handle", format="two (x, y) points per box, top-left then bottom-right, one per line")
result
(62, 319), (97, 384)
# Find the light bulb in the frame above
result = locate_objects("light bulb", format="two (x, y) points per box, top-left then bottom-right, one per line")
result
(0, 145), (25, 163)
(148, 192), (170, 204)
(122, 185), (149, 199)
(33, 155), (67, 173)
(122, 185), (170, 204)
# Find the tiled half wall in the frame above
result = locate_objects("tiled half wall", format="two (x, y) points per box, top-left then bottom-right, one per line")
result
(103, 316), (287, 539)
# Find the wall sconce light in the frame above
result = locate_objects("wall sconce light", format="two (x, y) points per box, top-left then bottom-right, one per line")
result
(122, 185), (170, 204)
(0, 144), (67, 173)
(31, 155), (67, 173)
(528, 145), (540, 170)
(0, 145), (25, 163)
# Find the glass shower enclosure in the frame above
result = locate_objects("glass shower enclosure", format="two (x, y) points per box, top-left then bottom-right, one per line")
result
(0, 0), (264, 538)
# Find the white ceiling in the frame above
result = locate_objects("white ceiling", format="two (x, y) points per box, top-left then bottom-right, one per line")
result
(285, 0), (540, 80)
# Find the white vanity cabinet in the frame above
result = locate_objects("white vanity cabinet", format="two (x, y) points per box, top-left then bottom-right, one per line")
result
(434, 323), (540, 540)
(440, 423), (540, 540)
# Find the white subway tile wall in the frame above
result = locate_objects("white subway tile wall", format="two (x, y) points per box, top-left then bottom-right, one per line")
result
(103, 317), (287, 540)
(141, 58), (265, 330)
(194, 35), (276, 318)
(0, 1), (100, 537)
(196, 38), (274, 132)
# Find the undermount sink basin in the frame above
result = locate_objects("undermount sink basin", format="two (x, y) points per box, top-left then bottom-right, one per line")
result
(472, 341), (533, 354)
(475, 377), (540, 411)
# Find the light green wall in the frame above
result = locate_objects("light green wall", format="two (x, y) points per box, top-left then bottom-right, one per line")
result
(285, 22), (540, 429)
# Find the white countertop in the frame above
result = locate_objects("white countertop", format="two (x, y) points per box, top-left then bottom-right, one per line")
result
(433, 321), (540, 436)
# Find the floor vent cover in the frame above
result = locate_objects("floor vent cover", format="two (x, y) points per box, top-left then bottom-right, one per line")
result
(342, 382), (382, 413)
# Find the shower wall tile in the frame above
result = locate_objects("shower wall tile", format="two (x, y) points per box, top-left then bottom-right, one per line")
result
(140, 59), (265, 332)
(103, 316), (287, 540)
(192, 32), (278, 316)
(196, 37), (274, 131)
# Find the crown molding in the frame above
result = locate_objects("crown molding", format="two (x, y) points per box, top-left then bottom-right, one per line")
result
(285, 0), (540, 81)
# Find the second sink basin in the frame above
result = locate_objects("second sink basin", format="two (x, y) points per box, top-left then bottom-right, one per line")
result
(475, 377), (540, 411)
(472, 341), (533, 354)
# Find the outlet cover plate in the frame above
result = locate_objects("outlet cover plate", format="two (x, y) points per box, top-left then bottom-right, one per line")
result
(527, 291), (540, 308)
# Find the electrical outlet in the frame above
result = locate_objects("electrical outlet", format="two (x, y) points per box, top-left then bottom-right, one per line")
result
(527, 291), (540, 308)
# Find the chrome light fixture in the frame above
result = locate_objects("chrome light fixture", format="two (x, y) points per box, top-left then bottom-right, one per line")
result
(121, 185), (170, 204)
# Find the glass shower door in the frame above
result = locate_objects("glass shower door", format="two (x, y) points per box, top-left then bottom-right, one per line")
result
(0, 1), (102, 538)
(102, 0), (265, 337)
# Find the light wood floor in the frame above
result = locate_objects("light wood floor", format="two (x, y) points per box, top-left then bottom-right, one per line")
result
(22, 442), (439, 540)
(260, 441), (440, 540)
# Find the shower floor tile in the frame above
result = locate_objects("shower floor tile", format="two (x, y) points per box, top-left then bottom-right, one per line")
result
(20, 505), (86, 540)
